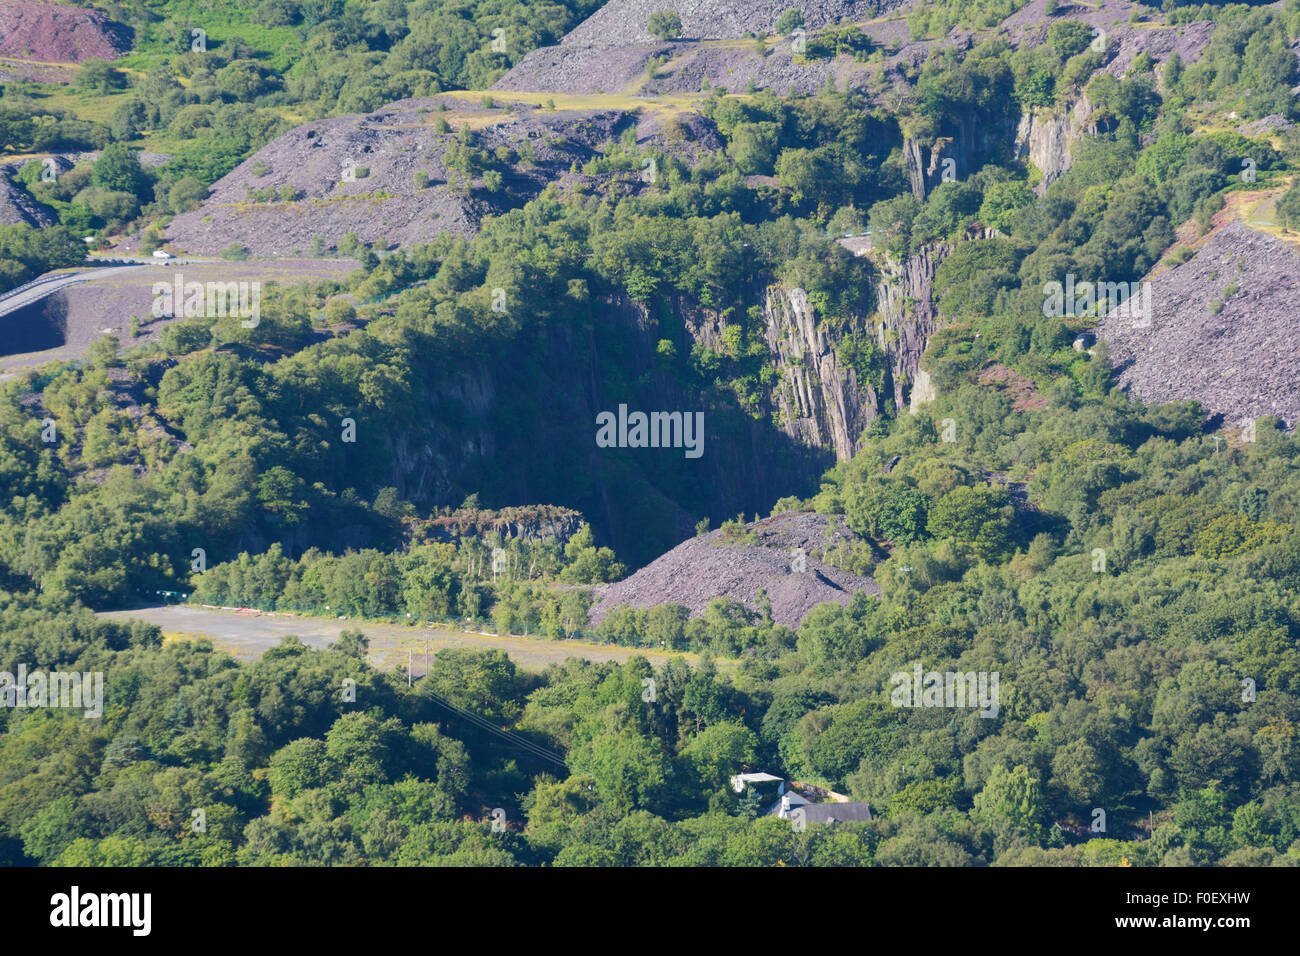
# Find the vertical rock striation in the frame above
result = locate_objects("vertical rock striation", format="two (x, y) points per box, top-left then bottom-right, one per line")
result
(763, 284), (877, 462)
(1014, 95), (1097, 193)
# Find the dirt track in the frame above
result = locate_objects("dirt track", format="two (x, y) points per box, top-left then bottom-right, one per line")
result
(98, 604), (699, 674)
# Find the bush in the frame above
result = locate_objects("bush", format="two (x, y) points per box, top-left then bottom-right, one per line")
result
(775, 9), (804, 33)
(140, 230), (164, 255)
(91, 144), (147, 198)
(161, 320), (211, 355)
(647, 11), (683, 40)
(1048, 21), (1095, 61)
(75, 59), (125, 95)
(1278, 179), (1300, 232)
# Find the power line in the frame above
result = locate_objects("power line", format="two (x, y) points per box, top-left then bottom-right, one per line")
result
(423, 688), (567, 769)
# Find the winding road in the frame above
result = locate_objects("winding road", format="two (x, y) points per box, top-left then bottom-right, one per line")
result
(0, 262), (175, 320)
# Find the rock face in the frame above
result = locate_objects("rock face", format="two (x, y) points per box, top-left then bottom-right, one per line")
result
(1008, 17), (1212, 191)
(1096, 220), (1300, 429)
(874, 235), (981, 412)
(1014, 95), (1097, 193)
(365, 284), (838, 569)
(0, 3), (132, 63)
(908, 366), (935, 412)
(587, 511), (880, 629)
(764, 285), (877, 462)
(902, 137), (934, 200)
(405, 506), (585, 547)
(757, 237), (969, 435)
(341, 262), (940, 568)
(905, 115), (1016, 201)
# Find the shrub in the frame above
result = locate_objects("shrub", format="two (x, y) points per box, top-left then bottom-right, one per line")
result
(647, 11), (683, 40)
(775, 9), (804, 33)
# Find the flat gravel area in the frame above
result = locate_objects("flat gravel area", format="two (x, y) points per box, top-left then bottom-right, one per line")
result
(98, 604), (700, 674)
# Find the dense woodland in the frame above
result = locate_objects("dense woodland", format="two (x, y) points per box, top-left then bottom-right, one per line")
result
(1, 1), (1300, 865)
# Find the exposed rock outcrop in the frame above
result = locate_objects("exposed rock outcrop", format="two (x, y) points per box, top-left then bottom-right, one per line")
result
(1014, 95), (1097, 193)
(405, 505), (586, 547)
(905, 105), (1018, 200)
(874, 235), (983, 412)
(764, 285), (877, 462)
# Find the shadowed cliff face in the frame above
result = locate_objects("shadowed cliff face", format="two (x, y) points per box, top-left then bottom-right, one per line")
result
(904, 108), (1020, 201)
(0, 296), (66, 357)
(361, 279), (905, 567)
(359, 252), (960, 567)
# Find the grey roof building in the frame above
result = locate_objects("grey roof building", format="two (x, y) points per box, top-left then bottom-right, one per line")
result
(768, 791), (873, 824)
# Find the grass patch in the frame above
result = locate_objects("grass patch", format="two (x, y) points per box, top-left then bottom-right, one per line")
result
(440, 88), (735, 117)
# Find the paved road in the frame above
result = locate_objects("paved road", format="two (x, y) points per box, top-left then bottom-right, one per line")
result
(0, 257), (226, 320)
(0, 264), (149, 319)
(98, 605), (698, 674)
(91, 256), (217, 266)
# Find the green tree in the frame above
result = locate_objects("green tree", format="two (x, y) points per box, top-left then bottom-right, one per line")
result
(268, 738), (332, 798)
(926, 484), (1012, 561)
(681, 721), (759, 794)
(75, 59), (125, 95)
(91, 144), (147, 198)
(647, 11), (683, 40)
(1278, 178), (1300, 232)
(973, 764), (1048, 844)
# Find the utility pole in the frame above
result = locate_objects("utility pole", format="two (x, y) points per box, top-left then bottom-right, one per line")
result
(424, 640), (429, 680)
(408, 647), (412, 688)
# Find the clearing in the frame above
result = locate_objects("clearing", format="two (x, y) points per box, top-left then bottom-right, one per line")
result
(98, 604), (709, 674)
